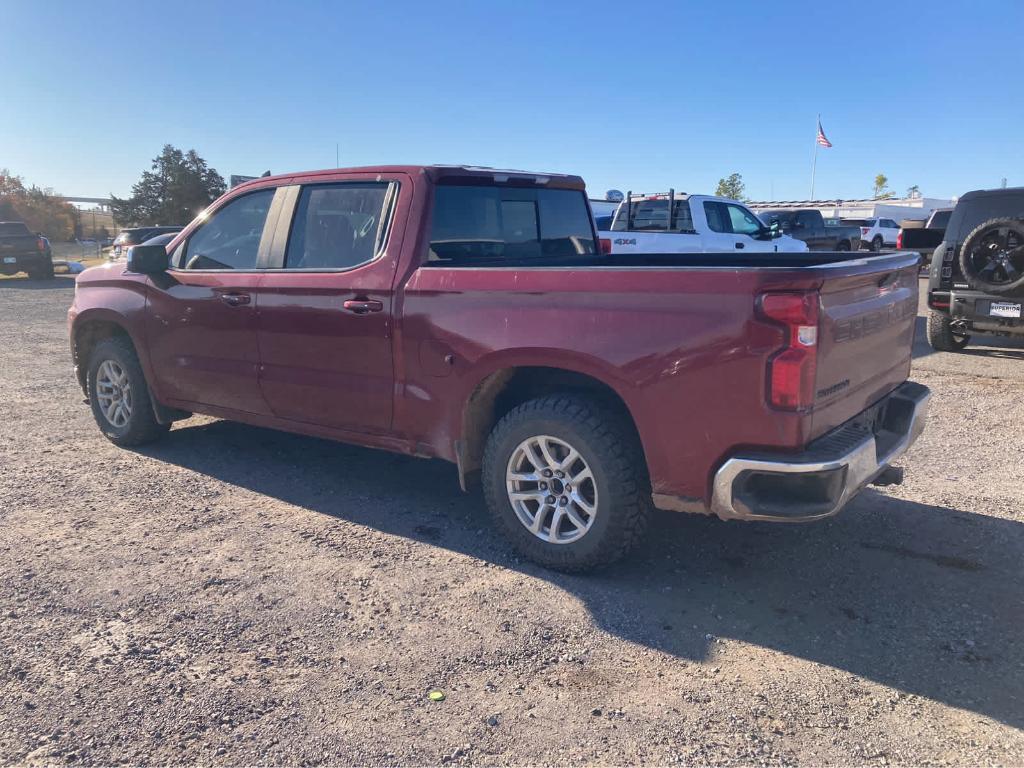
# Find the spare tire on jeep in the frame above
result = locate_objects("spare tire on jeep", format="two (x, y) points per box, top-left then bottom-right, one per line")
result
(958, 217), (1024, 296)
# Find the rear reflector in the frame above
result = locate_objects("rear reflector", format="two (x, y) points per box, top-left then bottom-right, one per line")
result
(758, 292), (820, 411)
(896, 231), (903, 249)
(599, 237), (612, 254)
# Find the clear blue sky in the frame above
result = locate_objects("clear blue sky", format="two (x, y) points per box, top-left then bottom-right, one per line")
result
(3, 0), (1021, 203)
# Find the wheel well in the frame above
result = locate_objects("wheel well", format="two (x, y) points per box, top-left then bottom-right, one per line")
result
(73, 320), (131, 394)
(458, 366), (641, 482)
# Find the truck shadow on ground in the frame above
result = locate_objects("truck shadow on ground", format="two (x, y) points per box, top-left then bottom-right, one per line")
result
(139, 420), (1024, 730)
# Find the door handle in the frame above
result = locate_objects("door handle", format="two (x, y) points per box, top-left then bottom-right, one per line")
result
(220, 292), (251, 307)
(343, 299), (384, 315)
(735, 242), (745, 249)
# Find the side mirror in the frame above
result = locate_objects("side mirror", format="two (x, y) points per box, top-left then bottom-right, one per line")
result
(126, 244), (169, 274)
(768, 221), (782, 239)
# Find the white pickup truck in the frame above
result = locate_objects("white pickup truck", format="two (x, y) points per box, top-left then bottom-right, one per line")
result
(602, 192), (809, 254)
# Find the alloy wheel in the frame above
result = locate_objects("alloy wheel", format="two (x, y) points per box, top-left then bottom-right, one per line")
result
(505, 435), (598, 544)
(96, 359), (132, 428)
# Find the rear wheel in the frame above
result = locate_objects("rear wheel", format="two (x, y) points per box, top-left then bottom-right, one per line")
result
(482, 394), (650, 572)
(87, 337), (170, 446)
(872, 236), (884, 252)
(28, 260), (55, 280)
(836, 240), (850, 251)
(926, 310), (969, 352)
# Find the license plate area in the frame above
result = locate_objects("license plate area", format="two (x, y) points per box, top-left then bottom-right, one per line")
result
(990, 301), (1022, 319)
(3, 257), (16, 264)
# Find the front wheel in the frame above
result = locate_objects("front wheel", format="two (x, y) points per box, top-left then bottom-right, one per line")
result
(835, 240), (850, 251)
(482, 395), (650, 572)
(87, 337), (170, 446)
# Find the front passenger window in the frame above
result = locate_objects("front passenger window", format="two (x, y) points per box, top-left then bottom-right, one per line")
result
(180, 189), (275, 270)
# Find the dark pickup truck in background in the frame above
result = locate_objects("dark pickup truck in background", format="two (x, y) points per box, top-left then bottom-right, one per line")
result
(69, 165), (929, 571)
(756, 209), (862, 251)
(0, 221), (54, 279)
(898, 208), (952, 265)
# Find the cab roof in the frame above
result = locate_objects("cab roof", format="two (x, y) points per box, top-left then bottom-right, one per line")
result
(235, 165), (587, 192)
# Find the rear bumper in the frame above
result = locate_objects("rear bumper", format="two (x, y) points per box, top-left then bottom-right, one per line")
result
(707, 381), (930, 522)
(0, 252), (50, 271)
(944, 290), (1024, 334)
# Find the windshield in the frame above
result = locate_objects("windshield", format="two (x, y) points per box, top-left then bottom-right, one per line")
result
(0, 222), (31, 236)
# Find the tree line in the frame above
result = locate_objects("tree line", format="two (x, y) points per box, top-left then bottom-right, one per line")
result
(0, 171), (78, 240)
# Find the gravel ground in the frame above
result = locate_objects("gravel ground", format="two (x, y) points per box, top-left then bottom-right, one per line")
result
(1, 276), (1022, 766)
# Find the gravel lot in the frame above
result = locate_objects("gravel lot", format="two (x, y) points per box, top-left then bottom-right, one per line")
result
(1, 276), (1022, 766)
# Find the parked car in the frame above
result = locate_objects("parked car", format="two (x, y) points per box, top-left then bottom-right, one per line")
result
(69, 165), (928, 571)
(897, 208), (952, 265)
(0, 221), (54, 279)
(111, 226), (183, 258)
(926, 187), (1024, 350)
(756, 209), (861, 251)
(140, 232), (178, 248)
(859, 217), (901, 251)
(605, 192), (809, 253)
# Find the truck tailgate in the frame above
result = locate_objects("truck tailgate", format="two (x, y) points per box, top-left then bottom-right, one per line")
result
(810, 260), (919, 439)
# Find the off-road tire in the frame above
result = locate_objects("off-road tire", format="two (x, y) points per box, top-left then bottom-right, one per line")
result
(482, 394), (650, 572)
(958, 217), (1024, 297)
(87, 336), (170, 446)
(926, 310), (969, 352)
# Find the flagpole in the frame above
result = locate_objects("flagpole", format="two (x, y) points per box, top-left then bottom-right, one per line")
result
(810, 114), (820, 200)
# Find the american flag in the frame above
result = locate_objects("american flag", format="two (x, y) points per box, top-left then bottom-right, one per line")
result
(816, 120), (833, 148)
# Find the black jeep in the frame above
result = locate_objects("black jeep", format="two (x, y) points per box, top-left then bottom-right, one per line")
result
(926, 187), (1024, 351)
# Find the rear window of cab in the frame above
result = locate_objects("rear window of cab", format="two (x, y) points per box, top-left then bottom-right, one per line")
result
(427, 185), (596, 264)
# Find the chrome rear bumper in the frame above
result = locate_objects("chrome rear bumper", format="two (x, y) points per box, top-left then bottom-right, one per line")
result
(708, 381), (930, 522)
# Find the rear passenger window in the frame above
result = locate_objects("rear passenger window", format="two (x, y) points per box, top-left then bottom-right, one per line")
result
(428, 186), (596, 264)
(704, 201), (728, 233)
(285, 183), (392, 269)
(612, 199), (693, 232)
(179, 189), (275, 270)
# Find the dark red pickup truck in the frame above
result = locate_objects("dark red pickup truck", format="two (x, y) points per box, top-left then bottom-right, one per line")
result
(69, 165), (929, 570)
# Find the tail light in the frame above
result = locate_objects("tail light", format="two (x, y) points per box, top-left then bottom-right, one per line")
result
(861, 227), (869, 236)
(896, 231), (903, 249)
(36, 237), (46, 252)
(599, 237), (612, 254)
(757, 291), (819, 411)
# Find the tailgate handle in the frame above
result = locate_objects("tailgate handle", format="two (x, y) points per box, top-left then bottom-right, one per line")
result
(878, 272), (900, 290)
(735, 242), (745, 249)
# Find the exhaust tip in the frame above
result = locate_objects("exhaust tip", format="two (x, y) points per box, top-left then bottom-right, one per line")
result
(871, 465), (904, 487)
